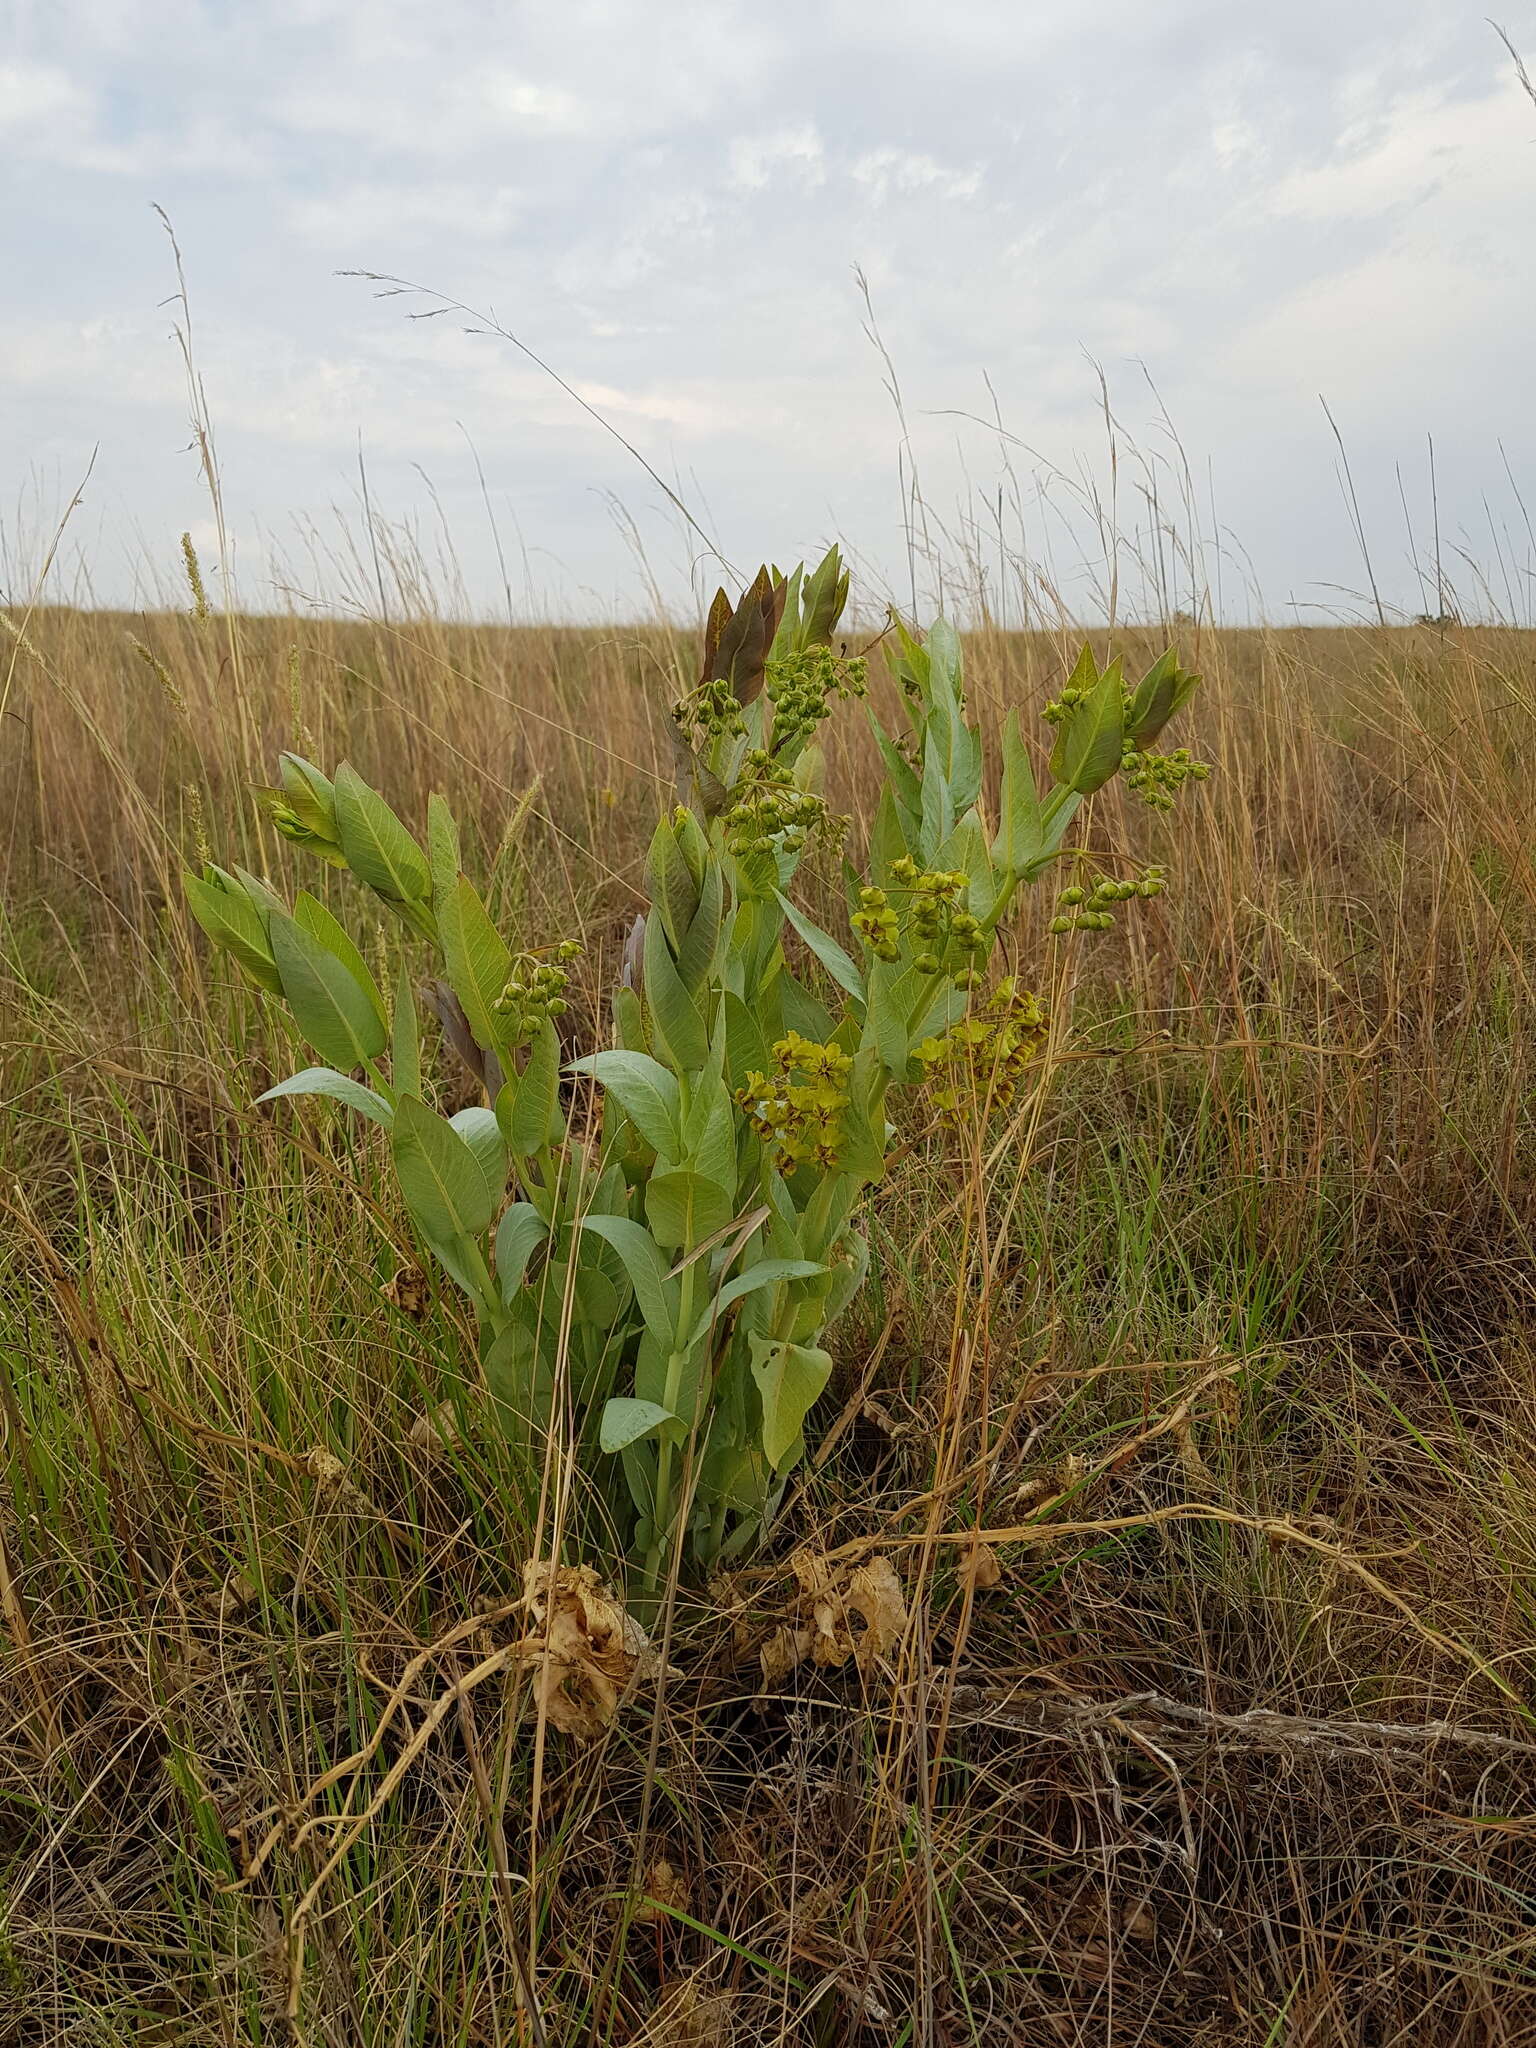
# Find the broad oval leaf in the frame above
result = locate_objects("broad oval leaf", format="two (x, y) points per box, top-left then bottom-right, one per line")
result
(293, 890), (387, 1021)
(642, 912), (708, 1071)
(577, 1215), (678, 1347)
(644, 1168), (735, 1251)
(184, 873), (283, 993)
(449, 1106), (508, 1193)
(426, 792), (462, 909)
(749, 1335), (833, 1471)
(688, 1258), (826, 1346)
(391, 962), (421, 1098)
(497, 1019), (564, 1156)
(333, 763), (430, 904)
(256, 1066), (393, 1126)
(392, 1093), (497, 1240)
(270, 913), (389, 1071)
(994, 709), (1043, 880)
(567, 1049), (681, 1159)
(494, 1202), (549, 1301)
(438, 876), (512, 1053)
(1048, 661), (1125, 796)
(599, 1397), (678, 1454)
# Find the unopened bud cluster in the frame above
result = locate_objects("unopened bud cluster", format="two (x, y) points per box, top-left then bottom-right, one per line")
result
(493, 941), (581, 1045)
(1042, 680), (1091, 727)
(723, 750), (826, 857)
(1121, 745), (1210, 811)
(1048, 866), (1166, 935)
(1044, 673), (1211, 814)
(673, 670), (747, 746)
(736, 1030), (853, 1172)
(915, 979), (1048, 1120)
(852, 858), (987, 981)
(766, 648), (866, 755)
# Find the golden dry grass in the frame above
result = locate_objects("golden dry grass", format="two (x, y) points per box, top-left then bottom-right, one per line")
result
(4, 591), (1536, 2045)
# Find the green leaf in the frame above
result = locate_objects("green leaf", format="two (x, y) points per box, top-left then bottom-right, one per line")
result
(644, 1168), (734, 1251)
(749, 1334), (834, 1471)
(426, 793), (461, 909)
(599, 1397), (678, 1454)
(645, 815), (700, 951)
(449, 1106), (507, 1192)
(270, 913), (389, 1070)
(863, 958), (918, 1075)
(643, 911), (708, 1071)
(419, 1226), (488, 1301)
(392, 1093), (497, 1240)
(619, 1439), (657, 1518)
(482, 1315), (550, 1424)
(232, 866), (288, 921)
(918, 727), (955, 863)
(278, 754), (339, 839)
(1124, 649), (1198, 748)
(1024, 785), (1085, 878)
(613, 984), (648, 1053)
(566, 1050), (681, 1158)
(680, 1074), (738, 1195)
(673, 859), (724, 992)
(995, 710), (1043, 878)
(722, 992), (770, 1090)
(926, 615), (963, 711)
(497, 1019), (563, 1156)
(778, 973), (835, 1047)
(437, 876), (511, 1052)
(184, 873), (284, 993)
(868, 714), (922, 830)
(868, 783), (910, 884)
(577, 1215), (679, 1347)
(935, 811), (995, 920)
(1048, 659), (1125, 796)
(391, 962), (420, 1097)
(256, 1066), (393, 1126)
(292, 891), (387, 1024)
(494, 1202), (549, 1300)
(333, 763), (430, 904)
(688, 1258), (826, 1345)
(773, 892), (865, 1002)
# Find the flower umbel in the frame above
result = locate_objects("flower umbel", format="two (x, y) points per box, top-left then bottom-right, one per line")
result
(736, 1031), (854, 1172)
(915, 979), (1047, 1121)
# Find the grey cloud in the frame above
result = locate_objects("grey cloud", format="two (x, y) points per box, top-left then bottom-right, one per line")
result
(2, 0), (1533, 622)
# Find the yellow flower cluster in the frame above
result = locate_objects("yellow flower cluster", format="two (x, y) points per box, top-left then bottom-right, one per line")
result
(915, 979), (1047, 1121)
(736, 1030), (853, 1172)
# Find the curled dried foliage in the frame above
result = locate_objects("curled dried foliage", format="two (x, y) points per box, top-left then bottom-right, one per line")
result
(752, 1549), (909, 1688)
(382, 1263), (429, 1320)
(513, 1560), (675, 1740)
(642, 1972), (737, 2047)
(960, 1542), (1004, 1594)
(632, 1855), (689, 1925)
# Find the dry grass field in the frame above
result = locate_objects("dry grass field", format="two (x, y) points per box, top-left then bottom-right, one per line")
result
(4, 588), (1536, 2044)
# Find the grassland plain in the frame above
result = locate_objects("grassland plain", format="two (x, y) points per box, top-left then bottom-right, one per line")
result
(3, 595), (1536, 2046)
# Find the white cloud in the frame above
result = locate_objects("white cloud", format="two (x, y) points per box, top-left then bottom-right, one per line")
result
(1268, 78), (1534, 222)
(729, 125), (826, 191)
(479, 76), (592, 134)
(2, 0), (1533, 621)
(288, 183), (526, 246)
(849, 148), (983, 204)
(0, 60), (89, 131)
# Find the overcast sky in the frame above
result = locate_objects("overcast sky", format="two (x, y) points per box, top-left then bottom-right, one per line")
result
(4, 0), (1535, 623)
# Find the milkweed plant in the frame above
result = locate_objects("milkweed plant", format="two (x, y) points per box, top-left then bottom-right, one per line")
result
(185, 551), (1205, 1591)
